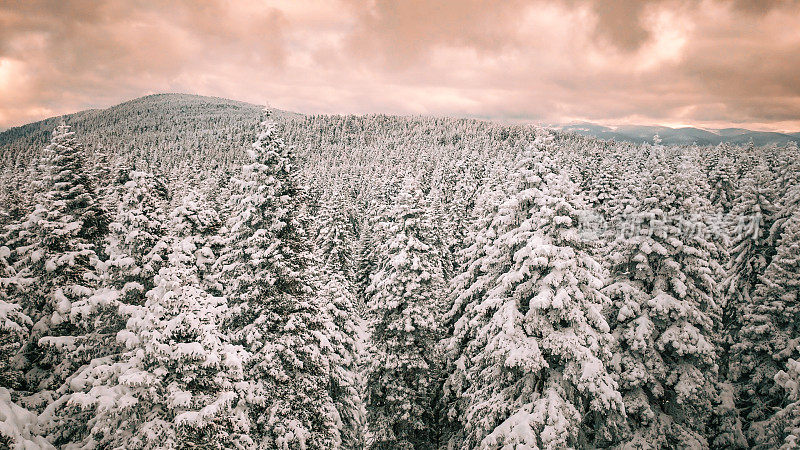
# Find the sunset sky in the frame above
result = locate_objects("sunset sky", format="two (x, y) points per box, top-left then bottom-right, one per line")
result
(1, 0), (799, 131)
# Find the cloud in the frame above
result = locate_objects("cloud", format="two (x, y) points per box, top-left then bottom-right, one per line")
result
(0, 0), (799, 131)
(0, 0), (287, 127)
(343, 0), (529, 66)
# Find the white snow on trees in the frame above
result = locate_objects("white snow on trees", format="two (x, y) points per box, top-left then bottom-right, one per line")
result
(0, 95), (798, 448)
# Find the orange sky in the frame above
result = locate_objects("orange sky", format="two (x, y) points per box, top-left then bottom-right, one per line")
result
(1, 0), (799, 131)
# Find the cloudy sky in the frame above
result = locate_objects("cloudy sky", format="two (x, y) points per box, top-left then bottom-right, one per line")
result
(1, 0), (799, 130)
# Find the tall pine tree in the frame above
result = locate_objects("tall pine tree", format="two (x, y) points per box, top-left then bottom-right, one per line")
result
(8, 123), (110, 401)
(734, 207), (800, 447)
(364, 177), (445, 449)
(604, 167), (725, 447)
(215, 113), (342, 448)
(105, 170), (170, 306)
(314, 191), (366, 449)
(45, 232), (248, 448)
(443, 146), (624, 449)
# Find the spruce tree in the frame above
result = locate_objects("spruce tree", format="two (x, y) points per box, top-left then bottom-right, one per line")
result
(0, 385), (54, 449)
(215, 113), (341, 448)
(722, 164), (778, 354)
(773, 343), (800, 449)
(443, 147), (624, 449)
(105, 170), (170, 306)
(169, 190), (223, 286)
(355, 199), (391, 306)
(316, 192), (358, 282)
(316, 274), (366, 450)
(9, 123), (110, 398)
(604, 167), (724, 447)
(45, 235), (248, 448)
(0, 245), (31, 392)
(708, 153), (738, 214)
(365, 177), (445, 449)
(723, 163), (779, 437)
(314, 192), (366, 449)
(734, 209), (800, 446)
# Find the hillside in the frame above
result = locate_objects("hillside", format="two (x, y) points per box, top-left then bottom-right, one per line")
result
(557, 122), (800, 146)
(5, 95), (797, 172)
(1, 93), (799, 448)
(0, 94), (267, 169)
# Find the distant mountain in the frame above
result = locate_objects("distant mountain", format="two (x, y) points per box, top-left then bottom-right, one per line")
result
(3, 95), (798, 165)
(0, 93), (304, 166)
(556, 122), (799, 146)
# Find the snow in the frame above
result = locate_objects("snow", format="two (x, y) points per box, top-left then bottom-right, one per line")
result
(0, 96), (797, 449)
(0, 388), (55, 449)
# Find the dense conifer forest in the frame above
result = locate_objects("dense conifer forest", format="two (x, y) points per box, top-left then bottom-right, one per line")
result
(1, 93), (799, 449)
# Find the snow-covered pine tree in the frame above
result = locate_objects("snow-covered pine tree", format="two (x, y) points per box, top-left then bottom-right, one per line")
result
(316, 191), (358, 283)
(0, 385), (54, 449)
(314, 191), (366, 449)
(723, 164), (778, 376)
(603, 167), (725, 447)
(708, 153), (738, 214)
(0, 245), (31, 393)
(215, 113), (341, 448)
(89, 145), (119, 213)
(364, 177), (445, 449)
(770, 182), (800, 253)
(773, 343), (800, 449)
(0, 161), (45, 239)
(355, 196), (393, 305)
(771, 142), (800, 205)
(424, 184), (456, 280)
(105, 170), (170, 306)
(445, 156), (513, 278)
(44, 234), (248, 448)
(733, 208), (800, 447)
(315, 273), (366, 450)
(440, 159), (482, 261)
(0, 168), (29, 232)
(581, 154), (624, 221)
(169, 189), (223, 286)
(8, 123), (111, 400)
(443, 145), (625, 449)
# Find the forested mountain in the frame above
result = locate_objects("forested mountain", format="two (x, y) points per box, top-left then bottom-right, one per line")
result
(556, 123), (800, 146)
(1, 93), (799, 449)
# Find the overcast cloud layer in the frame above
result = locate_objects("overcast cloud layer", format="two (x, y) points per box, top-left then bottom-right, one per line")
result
(1, 0), (799, 130)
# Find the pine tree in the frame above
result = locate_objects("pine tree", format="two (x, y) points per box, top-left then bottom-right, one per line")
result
(105, 170), (170, 306)
(770, 183), (800, 251)
(0, 386), (54, 449)
(604, 167), (724, 447)
(733, 209), (800, 447)
(443, 147), (624, 449)
(355, 198), (391, 306)
(441, 162), (481, 261)
(44, 235), (248, 448)
(0, 245), (31, 392)
(365, 177), (445, 449)
(169, 190), (223, 286)
(708, 154), (738, 214)
(9, 123), (111, 399)
(424, 185), (456, 280)
(722, 165), (778, 347)
(316, 274), (366, 450)
(316, 192), (358, 282)
(314, 192), (366, 450)
(90, 145), (119, 213)
(215, 113), (341, 448)
(723, 164), (779, 425)
(773, 343), (800, 449)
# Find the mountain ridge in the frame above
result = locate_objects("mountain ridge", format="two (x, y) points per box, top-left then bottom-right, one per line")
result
(555, 121), (799, 146)
(2, 94), (798, 153)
